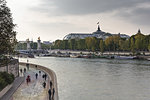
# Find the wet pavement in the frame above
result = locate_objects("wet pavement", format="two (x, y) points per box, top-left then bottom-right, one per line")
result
(10, 65), (49, 100)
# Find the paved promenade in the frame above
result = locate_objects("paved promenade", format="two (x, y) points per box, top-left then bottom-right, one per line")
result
(10, 65), (50, 100)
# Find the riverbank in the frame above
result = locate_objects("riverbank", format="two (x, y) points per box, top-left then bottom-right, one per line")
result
(39, 50), (150, 61)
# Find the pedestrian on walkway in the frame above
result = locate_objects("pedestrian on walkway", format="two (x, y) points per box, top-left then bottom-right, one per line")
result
(52, 88), (55, 100)
(24, 68), (26, 73)
(35, 65), (37, 69)
(48, 89), (52, 100)
(44, 74), (47, 81)
(20, 69), (23, 76)
(20, 69), (22, 73)
(27, 75), (31, 82)
(50, 81), (52, 89)
(43, 81), (46, 88)
(26, 63), (29, 70)
(39, 71), (41, 76)
(35, 73), (38, 79)
(26, 77), (29, 85)
(42, 74), (45, 80)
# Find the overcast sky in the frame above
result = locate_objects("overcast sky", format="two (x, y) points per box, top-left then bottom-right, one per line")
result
(7, 0), (150, 42)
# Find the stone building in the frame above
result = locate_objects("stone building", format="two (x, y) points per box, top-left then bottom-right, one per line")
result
(63, 25), (130, 40)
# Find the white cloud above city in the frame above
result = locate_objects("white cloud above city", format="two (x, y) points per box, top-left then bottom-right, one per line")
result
(7, 0), (150, 41)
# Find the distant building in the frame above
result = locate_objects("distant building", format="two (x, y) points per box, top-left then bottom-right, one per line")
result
(43, 41), (52, 45)
(63, 25), (130, 40)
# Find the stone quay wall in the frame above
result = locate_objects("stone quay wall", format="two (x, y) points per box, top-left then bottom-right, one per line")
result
(0, 59), (19, 77)
(19, 62), (59, 100)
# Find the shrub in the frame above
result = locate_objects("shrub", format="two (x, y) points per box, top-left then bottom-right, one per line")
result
(0, 76), (7, 91)
(0, 72), (14, 84)
(0, 72), (15, 91)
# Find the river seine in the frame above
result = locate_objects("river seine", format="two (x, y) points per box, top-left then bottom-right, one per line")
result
(19, 57), (150, 100)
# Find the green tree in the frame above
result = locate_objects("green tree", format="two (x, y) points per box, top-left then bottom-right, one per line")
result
(148, 43), (150, 51)
(91, 37), (97, 52)
(119, 39), (129, 51)
(134, 33), (145, 51)
(99, 40), (104, 54)
(77, 39), (86, 50)
(41, 43), (51, 50)
(105, 36), (114, 51)
(85, 37), (92, 51)
(69, 39), (76, 50)
(54, 40), (62, 49)
(0, 0), (16, 55)
(59, 40), (69, 50)
(130, 37), (135, 54)
(85, 37), (98, 51)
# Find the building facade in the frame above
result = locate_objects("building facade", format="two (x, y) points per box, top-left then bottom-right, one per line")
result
(63, 25), (130, 40)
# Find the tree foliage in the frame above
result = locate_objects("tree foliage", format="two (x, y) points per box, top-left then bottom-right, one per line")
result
(0, 0), (16, 55)
(38, 30), (150, 53)
(0, 72), (14, 91)
(99, 40), (104, 54)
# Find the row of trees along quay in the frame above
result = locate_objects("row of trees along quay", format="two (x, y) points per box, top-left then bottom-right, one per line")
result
(0, 0), (17, 90)
(52, 30), (150, 54)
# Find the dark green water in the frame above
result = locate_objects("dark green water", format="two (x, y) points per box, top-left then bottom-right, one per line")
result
(20, 57), (150, 100)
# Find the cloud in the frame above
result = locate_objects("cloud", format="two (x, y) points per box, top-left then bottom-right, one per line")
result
(30, 0), (150, 25)
(7, 0), (150, 41)
(31, 0), (148, 15)
(115, 2), (150, 25)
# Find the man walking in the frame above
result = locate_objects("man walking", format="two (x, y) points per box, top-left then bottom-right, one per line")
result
(43, 81), (46, 88)
(35, 73), (38, 79)
(48, 89), (52, 100)
(52, 88), (55, 100)
(44, 74), (47, 81)
(50, 81), (52, 89)
(26, 63), (29, 70)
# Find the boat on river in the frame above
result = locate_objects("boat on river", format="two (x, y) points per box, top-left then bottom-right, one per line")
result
(70, 54), (80, 58)
(114, 56), (136, 60)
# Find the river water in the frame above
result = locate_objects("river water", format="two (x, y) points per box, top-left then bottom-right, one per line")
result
(19, 57), (150, 100)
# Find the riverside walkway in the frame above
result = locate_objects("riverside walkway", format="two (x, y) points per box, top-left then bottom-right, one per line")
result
(2, 62), (59, 100)
(10, 65), (50, 100)
(1, 63), (58, 100)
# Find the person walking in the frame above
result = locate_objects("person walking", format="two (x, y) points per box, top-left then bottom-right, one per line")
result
(52, 88), (55, 100)
(35, 65), (37, 69)
(20, 69), (23, 76)
(35, 73), (38, 79)
(43, 81), (46, 88)
(26, 77), (29, 85)
(48, 89), (52, 100)
(20, 69), (22, 73)
(42, 74), (45, 80)
(44, 74), (47, 81)
(26, 63), (29, 70)
(27, 75), (31, 82)
(50, 81), (52, 89)
(24, 68), (26, 73)
(39, 71), (41, 76)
